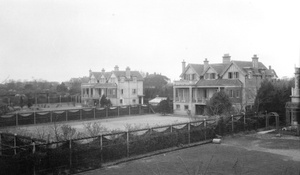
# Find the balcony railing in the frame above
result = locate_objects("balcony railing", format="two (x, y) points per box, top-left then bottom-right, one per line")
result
(175, 97), (208, 104)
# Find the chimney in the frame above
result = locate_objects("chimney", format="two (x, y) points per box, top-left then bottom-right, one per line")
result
(182, 60), (186, 74)
(252, 54), (259, 68)
(126, 67), (131, 78)
(269, 65), (272, 70)
(204, 58), (209, 70)
(222, 54), (231, 64)
(114, 65), (119, 71)
(102, 68), (105, 73)
(89, 69), (92, 77)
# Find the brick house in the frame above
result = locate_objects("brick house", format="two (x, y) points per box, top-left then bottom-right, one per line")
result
(81, 66), (144, 106)
(173, 54), (277, 115)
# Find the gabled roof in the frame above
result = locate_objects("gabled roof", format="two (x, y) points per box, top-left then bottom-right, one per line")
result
(112, 71), (143, 81)
(180, 64), (204, 78)
(196, 79), (242, 87)
(202, 63), (229, 76)
(91, 72), (111, 80)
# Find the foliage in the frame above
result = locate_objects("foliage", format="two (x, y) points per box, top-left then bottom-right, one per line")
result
(143, 73), (173, 102)
(206, 91), (232, 116)
(254, 78), (294, 115)
(156, 99), (171, 115)
(100, 95), (111, 107)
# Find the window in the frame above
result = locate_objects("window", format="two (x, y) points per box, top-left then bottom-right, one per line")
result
(204, 89), (207, 98)
(121, 89), (124, 95)
(133, 99), (136, 103)
(132, 89), (136, 94)
(229, 90), (234, 98)
(234, 72), (239, 79)
(228, 72), (233, 79)
(100, 78), (106, 83)
(120, 99), (123, 104)
(97, 80), (99, 83)
(204, 74), (209, 79)
(112, 89), (116, 95)
(210, 73), (215, 79)
(176, 105), (180, 110)
(192, 74), (195, 80)
(184, 105), (189, 110)
(235, 90), (240, 98)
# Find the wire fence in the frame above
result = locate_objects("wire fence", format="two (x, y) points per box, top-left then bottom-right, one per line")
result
(0, 112), (270, 174)
(0, 105), (153, 128)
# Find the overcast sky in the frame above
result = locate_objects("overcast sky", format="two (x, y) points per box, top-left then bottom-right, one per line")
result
(0, 0), (300, 83)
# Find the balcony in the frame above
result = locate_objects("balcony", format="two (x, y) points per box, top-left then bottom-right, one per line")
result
(175, 97), (208, 104)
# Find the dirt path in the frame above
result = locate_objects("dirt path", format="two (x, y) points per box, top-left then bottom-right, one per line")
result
(222, 133), (300, 162)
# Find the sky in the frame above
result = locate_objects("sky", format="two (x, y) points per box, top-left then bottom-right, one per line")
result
(0, 0), (300, 83)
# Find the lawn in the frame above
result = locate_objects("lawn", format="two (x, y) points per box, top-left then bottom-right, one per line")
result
(82, 133), (300, 175)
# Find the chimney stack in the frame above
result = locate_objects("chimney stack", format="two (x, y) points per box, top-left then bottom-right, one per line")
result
(222, 54), (231, 64)
(204, 58), (209, 70)
(252, 54), (259, 68)
(269, 65), (272, 70)
(89, 69), (92, 77)
(182, 60), (186, 74)
(102, 68), (105, 73)
(126, 67), (131, 78)
(114, 65), (119, 71)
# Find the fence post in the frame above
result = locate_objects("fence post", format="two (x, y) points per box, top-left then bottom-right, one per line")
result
(66, 110), (68, 121)
(117, 106), (120, 116)
(231, 115), (234, 133)
(126, 131), (129, 157)
(204, 119), (207, 140)
(34, 111), (36, 125)
(32, 139), (36, 175)
(50, 111), (53, 123)
(69, 138), (72, 168)
(99, 135), (103, 163)
(94, 107), (96, 119)
(243, 112), (246, 131)
(106, 107), (108, 117)
(129, 105), (131, 115)
(170, 124), (173, 133)
(16, 112), (18, 126)
(188, 122), (191, 144)
(14, 133), (17, 155)
(80, 109), (82, 120)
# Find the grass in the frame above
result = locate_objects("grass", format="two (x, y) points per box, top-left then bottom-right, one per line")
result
(82, 135), (300, 175)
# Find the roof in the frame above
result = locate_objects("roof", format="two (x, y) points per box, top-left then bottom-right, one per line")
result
(149, 97), (168, 104)
(183, 59), (276, 78)
(196, 79), (242, 87)
(113, 71), (144, 81)
(91, 70), (143, 81)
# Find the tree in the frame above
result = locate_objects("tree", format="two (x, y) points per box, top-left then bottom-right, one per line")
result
(254, 78), (294, 115)
(56, 82), (68, 94)
(157, 99), (171, 115)
(206, 91), (232, 116)
(100, 95), (111, 107)
(143, 73), (173, 102)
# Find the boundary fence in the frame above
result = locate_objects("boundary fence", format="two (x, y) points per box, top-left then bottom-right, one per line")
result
(0, 104), (154, 128)
(0, 118), (216, 175)
(0, 112), (273, 174)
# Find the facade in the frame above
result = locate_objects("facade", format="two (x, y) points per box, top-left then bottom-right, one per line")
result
(174, 54), (277, 115)
(285, 67), (300, 129)
(81, 66), (144, 106)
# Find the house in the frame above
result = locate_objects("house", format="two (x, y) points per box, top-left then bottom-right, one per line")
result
(285, 67), (300, 130)
(81, 66), (144, 106)
(173, 54), (277, 115)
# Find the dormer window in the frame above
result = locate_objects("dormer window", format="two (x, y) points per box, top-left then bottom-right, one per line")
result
(100, 78), (106, 83)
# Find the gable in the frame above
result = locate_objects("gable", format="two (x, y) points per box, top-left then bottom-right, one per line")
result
(206, 67), (217, 74)
(185, 66), (196, 74)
